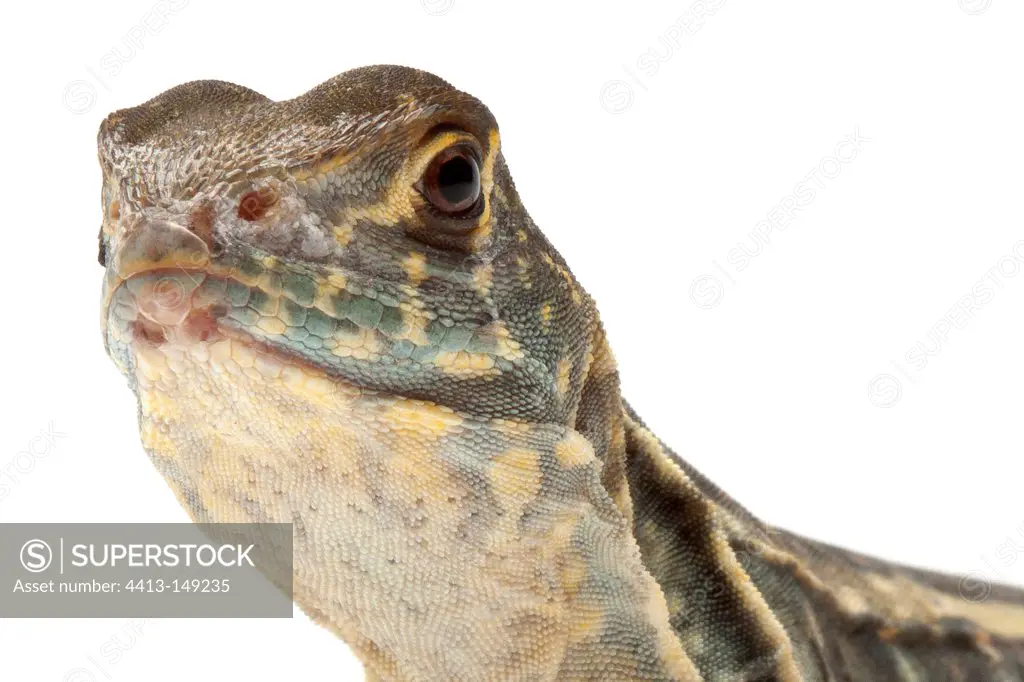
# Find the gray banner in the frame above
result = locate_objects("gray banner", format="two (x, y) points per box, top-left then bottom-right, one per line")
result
(0, 524), (292, 617)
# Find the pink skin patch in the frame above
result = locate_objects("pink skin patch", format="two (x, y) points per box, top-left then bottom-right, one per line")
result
(123, 272), (227, 346)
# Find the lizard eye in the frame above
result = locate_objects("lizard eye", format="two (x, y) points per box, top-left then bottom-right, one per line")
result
(420, 145), (481, 216)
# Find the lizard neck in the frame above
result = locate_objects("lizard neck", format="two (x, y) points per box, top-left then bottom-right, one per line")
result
(326, 413), (701, 682)
(575, 330), (803, 680)
(129, 326), (701, 681)
(571, 325), (635, 524)
(619, 406), (805, 681)
(337, 327), (705, 681)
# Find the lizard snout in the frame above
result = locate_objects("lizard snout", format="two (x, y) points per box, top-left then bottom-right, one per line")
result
(113, 218), (210, 280)
(102, 218), (219, 355)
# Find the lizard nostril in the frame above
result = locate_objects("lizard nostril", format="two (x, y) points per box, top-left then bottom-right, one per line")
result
(238, 188), (278, 222)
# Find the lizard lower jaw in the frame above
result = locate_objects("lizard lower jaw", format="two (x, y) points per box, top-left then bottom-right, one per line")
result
(103, 269), (348, 395)
(107, 270), (225, 345)
(103, 269), (259, 385)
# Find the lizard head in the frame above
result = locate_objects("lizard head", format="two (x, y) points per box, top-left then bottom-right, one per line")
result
(98, 65), (598, 425)
(95, 66), (692, 679)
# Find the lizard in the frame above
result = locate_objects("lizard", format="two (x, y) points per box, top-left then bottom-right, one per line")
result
(95, 65), (1024, 681)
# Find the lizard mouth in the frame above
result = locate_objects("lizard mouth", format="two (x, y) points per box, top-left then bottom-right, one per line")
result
(101, 217), (529, 415)
(103, 267), (344, 399)
(104, 268), (236, 378)
(102, 218), (219, 374)
(99, 218), (289, 379)
(108, 270), (227, 345)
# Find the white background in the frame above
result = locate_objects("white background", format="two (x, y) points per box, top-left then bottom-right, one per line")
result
(2, 0), (1023, 679)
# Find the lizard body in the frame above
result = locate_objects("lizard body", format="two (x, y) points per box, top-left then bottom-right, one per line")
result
(96, 66), (1024, 681)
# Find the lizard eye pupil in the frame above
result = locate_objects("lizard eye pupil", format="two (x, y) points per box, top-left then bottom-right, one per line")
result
(422, 146), (481, 215)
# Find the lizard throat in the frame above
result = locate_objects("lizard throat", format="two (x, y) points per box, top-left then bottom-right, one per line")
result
(101, 269), (697, 681)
